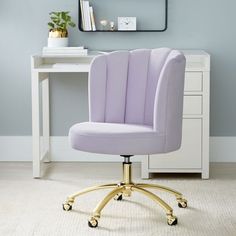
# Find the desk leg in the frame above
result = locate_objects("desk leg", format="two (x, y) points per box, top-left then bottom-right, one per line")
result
(141, 156), (150, 179)
(32, 72), (41, 178)
(202, 71), (210, 179)
(42, 75), (50, 163)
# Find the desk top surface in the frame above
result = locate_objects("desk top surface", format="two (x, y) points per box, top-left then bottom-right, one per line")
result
(32, 50), (210, 73)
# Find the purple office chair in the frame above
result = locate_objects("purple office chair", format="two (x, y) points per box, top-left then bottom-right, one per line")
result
(63, 48), (187, 227)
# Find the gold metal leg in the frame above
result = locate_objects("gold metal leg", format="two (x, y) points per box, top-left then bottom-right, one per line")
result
(70, 183), (118, 199)
(136, 183), (182, 197)
(131, 186), (173, 215)
(136, 183), (187, 208)
(132, 186), (178, 226)
(63, 183), (118, 210)
(88, 186), (125, 227)
(92, 186), (125, 218)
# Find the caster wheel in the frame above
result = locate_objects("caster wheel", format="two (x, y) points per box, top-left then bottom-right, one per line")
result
(178, 199), (187, 208)
(114, 193), (123, 201)
(62, 203), (72, 211)
(167, 215), (178, 226)
(88, 217), (98, 228)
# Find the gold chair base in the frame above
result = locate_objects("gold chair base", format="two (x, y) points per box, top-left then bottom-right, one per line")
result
(63, 162), (187, 227)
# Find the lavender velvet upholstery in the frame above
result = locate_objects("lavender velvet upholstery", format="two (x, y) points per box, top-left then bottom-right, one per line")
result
(70, 48), (186, 155)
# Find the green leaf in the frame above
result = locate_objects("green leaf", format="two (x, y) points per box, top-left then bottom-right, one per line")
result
(50, 12), (58, 16)
(58, 23), (65, 28)
(59, 12), (63, 19)
(68, 22), (76, 28)
(51, 18), (60, 22)
(52, 18), (59, 23)
(61, 12), (66, 21)
(48, 22), (54, 28)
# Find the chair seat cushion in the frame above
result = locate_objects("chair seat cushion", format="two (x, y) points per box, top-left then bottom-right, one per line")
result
(69, 122), (165, 155)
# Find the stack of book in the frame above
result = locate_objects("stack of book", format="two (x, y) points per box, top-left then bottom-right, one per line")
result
(80, 0), (96, 31)
(42, 47), (88, 57)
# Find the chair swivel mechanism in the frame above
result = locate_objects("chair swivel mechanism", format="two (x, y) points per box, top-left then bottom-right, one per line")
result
(62, 48), (187, 227)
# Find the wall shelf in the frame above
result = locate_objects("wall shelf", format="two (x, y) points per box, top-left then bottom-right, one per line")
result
(78, 0), (168, 32)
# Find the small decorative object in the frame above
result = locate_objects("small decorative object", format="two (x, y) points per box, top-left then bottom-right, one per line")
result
(118, 17), (136, 31)
(47, 11), (76, 47)
(109, 21), (115, 31)
(100, 19), (108, 31)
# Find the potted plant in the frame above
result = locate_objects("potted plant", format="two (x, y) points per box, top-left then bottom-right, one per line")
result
(47, 11), (76, 47)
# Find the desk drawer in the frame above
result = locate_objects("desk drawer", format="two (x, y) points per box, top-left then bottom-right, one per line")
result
(185, 72), (202, 92)
(149, 119), (202, 169)
(183, 96), (202, 115)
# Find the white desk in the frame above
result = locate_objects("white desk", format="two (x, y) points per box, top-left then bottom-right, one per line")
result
(31, 50), (210, 178)
(31, 53), (98, 178)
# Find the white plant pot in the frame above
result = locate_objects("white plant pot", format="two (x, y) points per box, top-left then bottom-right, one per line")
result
(47, 37), (69, 47)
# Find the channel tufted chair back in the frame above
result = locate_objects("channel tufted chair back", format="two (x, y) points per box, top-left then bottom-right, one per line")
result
(89, 48), (186, 152)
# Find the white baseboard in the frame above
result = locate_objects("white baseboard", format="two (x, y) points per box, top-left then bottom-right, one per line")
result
(0, 136), (236, 162)
(210, 137), (236, 162)
(0, 136), (143, 162)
